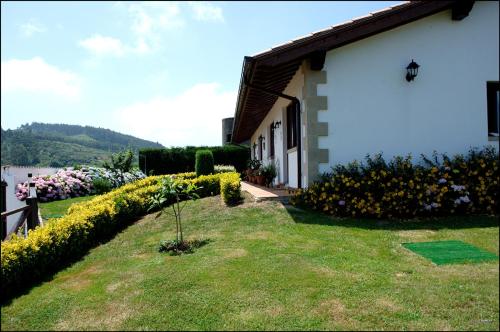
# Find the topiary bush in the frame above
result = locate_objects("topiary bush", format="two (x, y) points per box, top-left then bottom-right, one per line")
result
(195, 150), (214, 177)
(291, 146), (499, 219)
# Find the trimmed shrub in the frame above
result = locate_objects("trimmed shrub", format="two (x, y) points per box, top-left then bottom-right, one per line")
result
(291, 146), (499, 219)
(2, 175), (162, 300)
(220, 172), (242, 205)
(139, 144), (250, 175)
(195, 150), (214, 177)
(172, 172), (197, 180)
(1, 171), (241, 301)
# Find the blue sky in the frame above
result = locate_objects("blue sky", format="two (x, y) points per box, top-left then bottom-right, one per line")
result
(1, 1), (398, 147)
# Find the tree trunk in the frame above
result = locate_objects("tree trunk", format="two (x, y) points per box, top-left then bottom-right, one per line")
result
(172, 205), (179, 243)
(177, 200), (183, 243)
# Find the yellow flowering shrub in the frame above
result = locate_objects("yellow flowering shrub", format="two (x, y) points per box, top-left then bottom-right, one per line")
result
(291, 147), (499, 219)
(1, 171), (240, 300)
(220, 172), (242, 205)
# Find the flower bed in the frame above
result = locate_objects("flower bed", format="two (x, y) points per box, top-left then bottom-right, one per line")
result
(15, 167), (146, 202)
(290, 147), (499, 219)
(85, 166), (145, 188)
(16, 169), (93, 202)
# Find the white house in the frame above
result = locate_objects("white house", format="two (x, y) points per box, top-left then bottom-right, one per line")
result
(230, 0), (499, 188)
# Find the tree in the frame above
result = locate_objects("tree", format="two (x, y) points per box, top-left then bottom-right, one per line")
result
(148, 177), (200, 253)
(9, 143), (29, 166)
(103, 149), (134, 184)
(103, 149), (134, 173)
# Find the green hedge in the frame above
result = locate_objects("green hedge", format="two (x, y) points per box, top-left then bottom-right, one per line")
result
(291, 147), (499, 219)
(139, 145), (250, 175)
(1, 171), (240, 301)
(195, 150), (214, 176)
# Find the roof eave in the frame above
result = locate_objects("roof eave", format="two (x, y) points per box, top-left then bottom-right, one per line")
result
(231, 0), (459, 143)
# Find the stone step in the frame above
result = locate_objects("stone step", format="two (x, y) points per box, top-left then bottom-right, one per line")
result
(241, 181), (293, 203)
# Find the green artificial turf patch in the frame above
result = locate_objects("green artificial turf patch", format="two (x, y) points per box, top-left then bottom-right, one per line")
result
(402, 240), (498, 265)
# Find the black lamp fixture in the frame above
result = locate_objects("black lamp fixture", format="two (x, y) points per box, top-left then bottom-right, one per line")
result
(406, 59), (420, 82)
(271, 121), (281, 129)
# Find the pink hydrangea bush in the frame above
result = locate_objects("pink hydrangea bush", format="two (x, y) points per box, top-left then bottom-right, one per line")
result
(16, 169), (93, 202)
(15, 167), (146, 202)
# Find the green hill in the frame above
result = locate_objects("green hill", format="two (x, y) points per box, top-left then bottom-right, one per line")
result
(1, 122), (164, 167)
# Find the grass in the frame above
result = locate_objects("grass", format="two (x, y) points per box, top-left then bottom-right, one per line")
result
(39, 196), (95, 220)
(2, 195), (498, 331)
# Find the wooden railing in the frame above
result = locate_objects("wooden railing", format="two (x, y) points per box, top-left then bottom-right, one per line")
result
(1, 180), (40, 241)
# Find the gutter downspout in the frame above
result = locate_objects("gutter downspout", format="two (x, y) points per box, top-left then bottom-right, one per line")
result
(243, 64), (302, 188)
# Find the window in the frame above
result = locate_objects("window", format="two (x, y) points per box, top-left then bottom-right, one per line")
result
(287, 103), (297, 149)
(487, 82), (500, 137)
(226, 134), (232, 143)
(269, 123), (275, 158)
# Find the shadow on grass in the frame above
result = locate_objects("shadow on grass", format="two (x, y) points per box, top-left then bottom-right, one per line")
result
(158, 238), (212, 255)
(221, 191), (253, 207)
(284, 204), (499, 231)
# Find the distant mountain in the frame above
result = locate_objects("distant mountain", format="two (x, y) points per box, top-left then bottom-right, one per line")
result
(1, 122), (164, 167)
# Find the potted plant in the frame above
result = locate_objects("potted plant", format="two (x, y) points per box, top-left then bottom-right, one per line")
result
(247, 159), (262, 183)
(261, 164), (277, 187)
(249, 169), (256, 183)
(255, 168), (266, 186)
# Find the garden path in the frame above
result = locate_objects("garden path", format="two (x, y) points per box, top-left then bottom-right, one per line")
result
(241, 181), (293, 203)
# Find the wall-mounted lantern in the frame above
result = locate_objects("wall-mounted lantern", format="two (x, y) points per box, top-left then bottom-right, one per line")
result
(258, 135), (265, 150)
(406, 59), (420, 82)
(271, 121), (281, 130)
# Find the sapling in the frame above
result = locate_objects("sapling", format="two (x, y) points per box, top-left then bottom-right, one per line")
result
(148, 176), (200, 251)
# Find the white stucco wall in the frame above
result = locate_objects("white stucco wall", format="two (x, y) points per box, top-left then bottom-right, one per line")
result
(317, 2), (499, 173)
(251, 67), (305, 187)
(1, 166), (58, 235)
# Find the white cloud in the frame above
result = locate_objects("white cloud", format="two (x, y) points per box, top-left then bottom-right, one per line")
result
(19, 21), (46, 37)
(1, 57), (81, 99)
(113, 83), (236, 146)
(78, 34), (126, 57)
(127, 2), (185, 54)
(81, 1), (223, 59)
(189, 2), (224, 22)
(106, 1), (223, 56)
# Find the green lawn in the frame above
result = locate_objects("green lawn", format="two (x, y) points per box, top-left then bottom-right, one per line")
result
(2, 195), (498, 331)
(39, 196), (95, 220)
